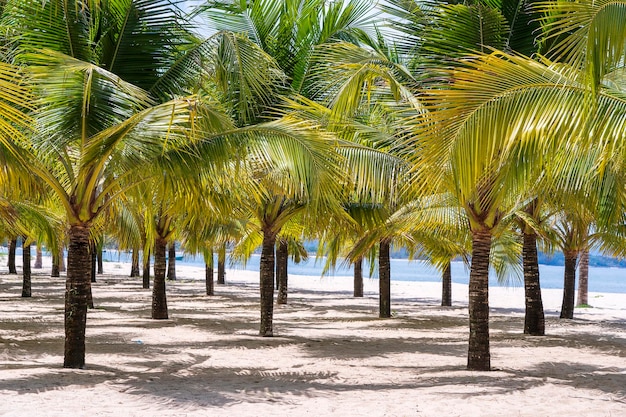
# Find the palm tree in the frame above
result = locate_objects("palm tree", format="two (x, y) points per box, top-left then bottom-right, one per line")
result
(21, 237), (31, 296)
(196, 0), (389, 335)
(551, 207), (593, 319)
(241, 128), (345, 336)
(407, 29), (626, 369)
(577, 247), (590, 307)
(385, 0), (626, 370)
(167, 241), (177, 281)
(2, 0), (242, 368)
(404, 51), (580, 370)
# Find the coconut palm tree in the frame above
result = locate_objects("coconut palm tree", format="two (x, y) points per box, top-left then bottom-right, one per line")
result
(382, 0), (626, 370)
(407, 38), (626, 370)
(196, 0), (398, 335)
(287, 93), (412, 319)
(403, 50), (591, 370)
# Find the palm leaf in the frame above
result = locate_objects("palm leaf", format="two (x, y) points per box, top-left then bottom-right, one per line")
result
(536, 0), (626, 92)
(2, 0), (93, 61)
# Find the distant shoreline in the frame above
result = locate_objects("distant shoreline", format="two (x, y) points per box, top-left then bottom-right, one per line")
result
(3, 247), (625, 294)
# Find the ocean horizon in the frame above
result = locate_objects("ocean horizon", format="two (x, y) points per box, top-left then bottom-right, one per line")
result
(99, 250), (626, 295)
(4, 247), (624, 294)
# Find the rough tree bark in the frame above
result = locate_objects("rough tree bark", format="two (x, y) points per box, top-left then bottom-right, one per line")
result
(34, 245), (43, 269)
(152, 237), (168, 319)
(259, 229), (277, 337)
(64, 224), (91, 368)
(560, 250), (578, 319)
(167, 242), (176, 281)
(59, 248), (66, 272)
(142, 250), (150, 289)
(354, 256), (363, 298)
(577, 248), (589, 307)
(276, 240), (288, 305)
(441, 260), (452, 307)
(217, 243), (226, 285)
(205, 249), (214, 296)
(8, 237), (17, 274)
(130, 249), (140, 277)
(97, 246), (103, 274)
(21, 238), (31, 298)
(467, 229), (491, 371)
(523, 230), (545, 335)
(87, 242), (96, 309)
(379, 240), (391, 319)
(52, 250), (60, 277)
(90, 242), (97, 283)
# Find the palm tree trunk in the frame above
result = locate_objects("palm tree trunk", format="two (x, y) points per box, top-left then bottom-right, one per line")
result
(142, 250), (150, 289)
(87, 242), (95, 309)
(96, 246), (103, 274)
(467, 229), (491, 371)
(90, 242), (97, 283)
(379, 240), (391, 319)
(8, 237), (17, 274)
(523, 231), (545, 335)
(217, 243), (226, 284)
(21, 238), (31, 298)
(441, 260), (452, 307)
(64, 224), (91, 368)
(276, 240), (288, 305)
(354, 256), (364, 297)
(259, 229), (277, 337)
(205, 249), (214, 296)
(130, 249), (140, 277)
(167, 241), (176, 281)
(560, 250), (578, 319)
(59, 248), (66, 272)
(52, 250), (60, 277)
(152, 237), (168, 319)
(34, 244), (43, 269)
(577, 248), (589, 307)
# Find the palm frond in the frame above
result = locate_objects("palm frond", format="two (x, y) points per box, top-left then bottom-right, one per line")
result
(3, 0), (93, 61)
(536, 0), (626, 92)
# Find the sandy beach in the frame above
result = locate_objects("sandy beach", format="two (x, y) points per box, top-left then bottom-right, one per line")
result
(0, 259), (625, 416)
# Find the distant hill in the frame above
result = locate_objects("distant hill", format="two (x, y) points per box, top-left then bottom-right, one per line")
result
(538, 252), (626, 268)
(303, 241), (626, 269)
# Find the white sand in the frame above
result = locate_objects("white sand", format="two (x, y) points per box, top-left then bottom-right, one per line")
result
(0, 259), (625, 416)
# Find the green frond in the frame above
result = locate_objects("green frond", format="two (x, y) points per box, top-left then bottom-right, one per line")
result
(29, 50), (155, 145)
(490, 228), (523, 285)
(536, 0), (626, 92)
(379, 0), (427, 55)
(421, 3), (508, 58)
(100, 0), (187, 92)
(2, 0), (93, 60)
(242, 116), (343, 210)
(308, 41), (417, 117)
(199, 0), (377, 93)
(405, 51), (626, 232)
(204, 31), (287, 124)
(0, 63), (33, 163)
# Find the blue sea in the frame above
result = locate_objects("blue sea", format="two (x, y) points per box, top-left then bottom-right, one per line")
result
(5, 247), (623, 294)
(97, 250), (626, 294)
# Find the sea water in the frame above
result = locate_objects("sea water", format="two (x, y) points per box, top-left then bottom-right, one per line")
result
(97, 250), (626, 294)
(7, 247), (622, 294)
